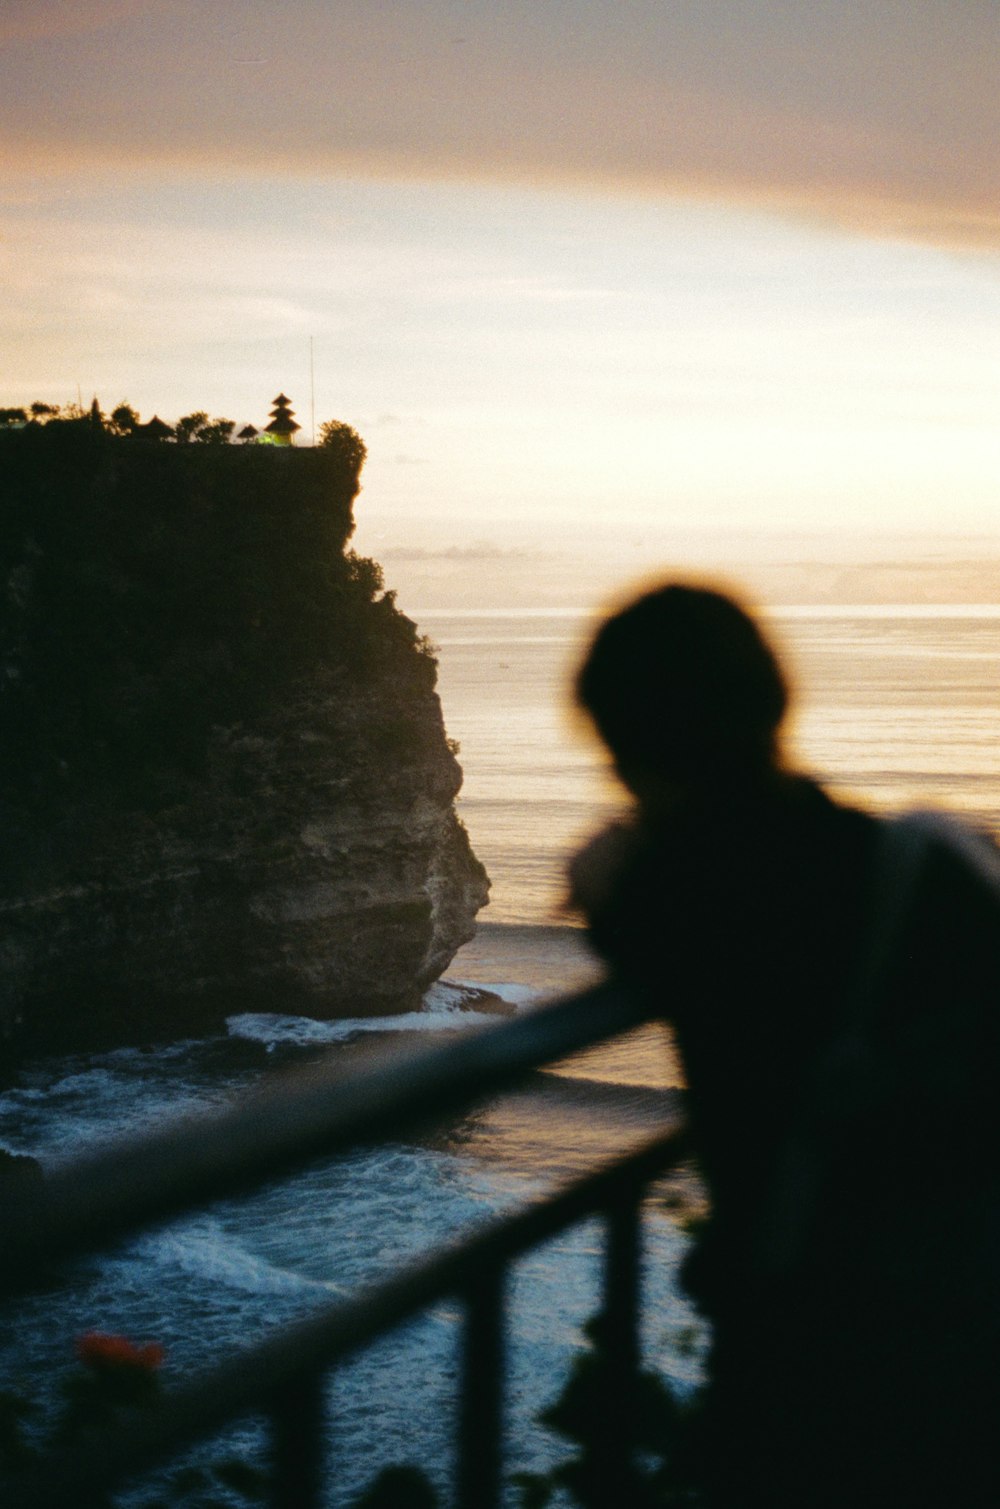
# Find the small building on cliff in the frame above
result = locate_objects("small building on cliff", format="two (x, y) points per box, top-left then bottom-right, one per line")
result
(263, 394), (301, 447)
(135, 416), (174, 441)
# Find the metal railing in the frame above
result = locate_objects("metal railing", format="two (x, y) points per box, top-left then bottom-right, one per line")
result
(0, 980), (688, 1509)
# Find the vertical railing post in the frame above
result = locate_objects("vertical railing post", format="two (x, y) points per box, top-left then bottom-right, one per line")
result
(269, 1370), (326, 1509)
(458, 1264), (505, 1509)
(595, 1177), (644, 1505)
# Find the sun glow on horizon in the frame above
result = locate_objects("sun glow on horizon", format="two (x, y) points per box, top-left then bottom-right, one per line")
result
(3, 1), (999, 552)
(4, 168), (998, 549)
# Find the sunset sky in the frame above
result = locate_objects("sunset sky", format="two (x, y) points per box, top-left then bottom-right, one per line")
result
(3, 1), (998, 576)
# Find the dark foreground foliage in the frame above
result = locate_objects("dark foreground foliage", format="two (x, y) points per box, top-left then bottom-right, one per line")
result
(0, 1315), (703, 1509)
(339, 1313), (704, 1509)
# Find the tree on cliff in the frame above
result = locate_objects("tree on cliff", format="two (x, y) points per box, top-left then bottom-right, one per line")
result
(174, 411), (210, 443)
(318, 420), (367, 488)
(175, 412), (236, 444)
(196, 418), (236, 445)
(109, 402), (140, 436)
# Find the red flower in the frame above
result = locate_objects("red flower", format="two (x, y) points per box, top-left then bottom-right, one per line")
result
(75, 1333), (165, 1373)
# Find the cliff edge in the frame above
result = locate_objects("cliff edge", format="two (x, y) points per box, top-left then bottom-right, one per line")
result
(0, 424), (488, 1054)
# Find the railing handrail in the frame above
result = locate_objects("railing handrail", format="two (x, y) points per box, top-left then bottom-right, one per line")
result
(3, 1127), (687, 1509)
(0, 980), (659, 1291)
(1, 977), (689, 1509)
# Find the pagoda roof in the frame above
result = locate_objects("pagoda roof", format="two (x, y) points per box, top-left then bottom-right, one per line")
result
(271, 393), (292, 407)
(238, 424), (259, 438)
(264, 415), (301, 434)
(137, 416), (174, 438)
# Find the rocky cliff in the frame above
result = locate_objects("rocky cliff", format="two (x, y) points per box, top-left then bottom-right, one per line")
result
(0, 423), (488, 1055)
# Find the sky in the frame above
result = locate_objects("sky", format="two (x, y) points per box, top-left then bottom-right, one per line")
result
(3, 0), (999, 596)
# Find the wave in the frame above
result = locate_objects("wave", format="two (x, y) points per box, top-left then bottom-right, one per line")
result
(226, 980), (514, 1050)
(136, 1216), (347, 1300)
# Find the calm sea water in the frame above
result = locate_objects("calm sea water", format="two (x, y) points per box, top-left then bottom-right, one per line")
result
(2, 605), (997, 1503)
(425, 605), (1000, 927)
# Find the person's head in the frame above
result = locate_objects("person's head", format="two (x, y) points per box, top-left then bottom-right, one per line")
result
(577, 582), (789, 804)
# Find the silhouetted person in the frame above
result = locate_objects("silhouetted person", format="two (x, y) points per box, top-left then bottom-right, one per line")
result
(570, 582), (1000, 1509)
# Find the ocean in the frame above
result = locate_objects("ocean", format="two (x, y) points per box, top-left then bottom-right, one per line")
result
(2, 604), (998, 1504)
(425, 603), (1000, 930)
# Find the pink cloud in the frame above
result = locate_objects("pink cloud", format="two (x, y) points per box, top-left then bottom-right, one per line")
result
(0, 1), (155, 46)
(2, 1), (998, 250)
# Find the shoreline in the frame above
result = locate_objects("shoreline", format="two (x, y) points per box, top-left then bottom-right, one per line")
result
(449, 919), (605, 999)
(0, 921), (602, 1087)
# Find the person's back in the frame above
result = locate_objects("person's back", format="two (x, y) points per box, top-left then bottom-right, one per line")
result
(570, 581), (1000, 1508)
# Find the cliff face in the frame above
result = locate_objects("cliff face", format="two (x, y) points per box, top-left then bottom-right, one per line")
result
(0, 424), (488, 1053)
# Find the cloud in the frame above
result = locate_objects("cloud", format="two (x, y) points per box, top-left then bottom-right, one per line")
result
(2, 1), (998, 250)
(0, 0), (154, 45)
(382, 544), (545, 562)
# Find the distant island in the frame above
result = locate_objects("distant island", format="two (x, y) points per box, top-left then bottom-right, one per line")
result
(0, 411), (488, 1060)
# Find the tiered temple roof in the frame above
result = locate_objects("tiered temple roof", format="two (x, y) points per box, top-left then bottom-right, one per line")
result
(264, 393), (301, 443)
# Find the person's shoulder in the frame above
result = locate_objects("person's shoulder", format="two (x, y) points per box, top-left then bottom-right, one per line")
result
(767, 775), (881, 858)
(788, 773), (872, 824)
(884, 810), (1000, 933)
(889, 808), (1000, 879)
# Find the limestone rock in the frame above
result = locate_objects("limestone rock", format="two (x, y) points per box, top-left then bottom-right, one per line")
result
(0, 424), (488, 1055)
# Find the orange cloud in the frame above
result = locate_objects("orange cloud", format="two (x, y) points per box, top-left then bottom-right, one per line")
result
(3, 1), (998, 251)
(0, 1), (155, 46)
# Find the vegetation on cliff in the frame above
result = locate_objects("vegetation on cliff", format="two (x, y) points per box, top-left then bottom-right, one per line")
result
(0, 423), (418, 814)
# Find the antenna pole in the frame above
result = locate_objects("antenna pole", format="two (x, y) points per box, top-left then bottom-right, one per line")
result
(310, 336), (315, 446)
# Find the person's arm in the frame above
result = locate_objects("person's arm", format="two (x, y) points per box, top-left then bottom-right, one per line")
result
(565, 819), (641, 923)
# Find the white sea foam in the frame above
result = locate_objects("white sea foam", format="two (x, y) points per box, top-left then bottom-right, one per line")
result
(226, 985), (501, 1049)
(451, 978), (542, 1009)
(420, 980), (510, 1014)
(45, 1068), (124, 1099)
(139, 1218), (345, 1299)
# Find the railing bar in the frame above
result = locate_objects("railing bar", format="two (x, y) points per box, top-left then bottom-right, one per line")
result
(458, 1266), (505, 1509)
(269, 1371), (326, 1509)
(597, 1180), (644, 1505)
(605, 1180), (643, 1389)
(1, 982), (659, 1290)
(1, 1127), (686, 1509)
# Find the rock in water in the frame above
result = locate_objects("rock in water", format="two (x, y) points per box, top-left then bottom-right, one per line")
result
(0, 423), (488, 1054)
